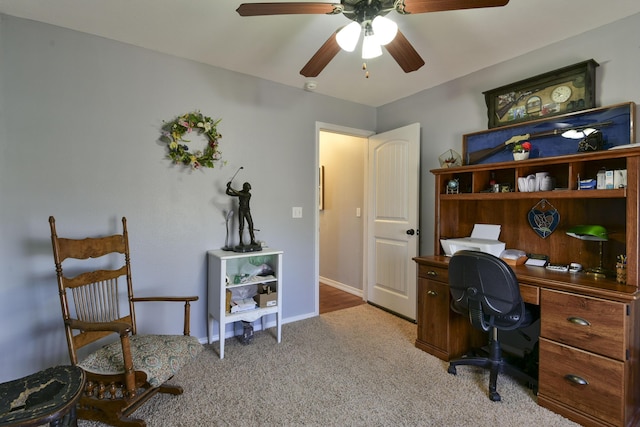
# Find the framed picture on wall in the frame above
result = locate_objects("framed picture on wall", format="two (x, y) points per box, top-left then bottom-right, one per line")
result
(483, 59), (599, 128)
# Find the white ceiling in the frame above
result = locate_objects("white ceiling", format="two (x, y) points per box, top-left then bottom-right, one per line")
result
(1, 0), (640, 107)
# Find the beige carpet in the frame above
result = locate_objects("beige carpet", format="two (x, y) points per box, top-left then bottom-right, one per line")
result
(79, 304), (580, 426)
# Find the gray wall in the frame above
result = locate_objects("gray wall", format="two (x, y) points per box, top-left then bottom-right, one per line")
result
(378, 12), (640, 256)
(0, 14), (375, 381)
(2, 11), (640, 382)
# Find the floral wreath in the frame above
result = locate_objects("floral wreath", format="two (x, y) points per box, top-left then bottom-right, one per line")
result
(161, 111), (222, 169)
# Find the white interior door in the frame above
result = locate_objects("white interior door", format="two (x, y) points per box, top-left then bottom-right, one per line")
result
(366, 123), (420, 320)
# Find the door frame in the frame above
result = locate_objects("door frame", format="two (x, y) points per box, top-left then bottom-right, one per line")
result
(315, 122), (374, 315)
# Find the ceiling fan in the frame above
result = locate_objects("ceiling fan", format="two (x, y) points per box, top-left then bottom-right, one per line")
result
(236, 0), (509, 77)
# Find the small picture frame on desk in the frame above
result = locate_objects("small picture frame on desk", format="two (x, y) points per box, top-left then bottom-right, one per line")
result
(483, 59), (598, 129)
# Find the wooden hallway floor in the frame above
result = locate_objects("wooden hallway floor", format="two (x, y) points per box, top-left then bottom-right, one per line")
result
(319, 283), (366, 314)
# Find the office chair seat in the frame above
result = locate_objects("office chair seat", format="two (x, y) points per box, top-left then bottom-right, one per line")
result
(446, 250), (538, 401)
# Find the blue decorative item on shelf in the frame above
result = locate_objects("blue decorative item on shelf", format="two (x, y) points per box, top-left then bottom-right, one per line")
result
(464, 102), (634, 165)
(579, 179), (597, 189)
(446, 179), (459, 194)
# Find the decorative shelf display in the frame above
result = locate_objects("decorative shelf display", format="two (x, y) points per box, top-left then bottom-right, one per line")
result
(463, 102), (635, 165)
(431, 146), (637, 287)
(438, 149), (462, 168)
(207, 248), (283, 359)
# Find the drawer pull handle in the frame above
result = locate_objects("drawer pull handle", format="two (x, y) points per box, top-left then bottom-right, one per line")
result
(427, 290), (438, 297)
(567, 316), (591, 326)
(564, 374), (589, 386)
(427, 270), (438, 277)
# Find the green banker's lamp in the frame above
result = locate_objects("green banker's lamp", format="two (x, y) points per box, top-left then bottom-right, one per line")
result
(566, 225), (609, 278)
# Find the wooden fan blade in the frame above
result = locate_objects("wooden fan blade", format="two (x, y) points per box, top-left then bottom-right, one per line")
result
(237, 2), (337, 16)
(401, 0), (509, 14)
(300, 31), (341, 77)
(384, 30), (425, 73)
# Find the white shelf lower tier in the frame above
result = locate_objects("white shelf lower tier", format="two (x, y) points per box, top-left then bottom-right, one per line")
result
(224, 305), (278, 323)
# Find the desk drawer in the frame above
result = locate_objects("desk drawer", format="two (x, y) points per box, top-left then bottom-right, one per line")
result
(418, 265), (448, 283)
(539, 338), (624, 426)
(519, 283), (539, 305)
(541, 289), (627, 360)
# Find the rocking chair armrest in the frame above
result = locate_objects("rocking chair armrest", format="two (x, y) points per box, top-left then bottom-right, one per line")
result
(130, 296), (198, 336)
(131, 296), (199, 303)
(66, 319), (132, 336)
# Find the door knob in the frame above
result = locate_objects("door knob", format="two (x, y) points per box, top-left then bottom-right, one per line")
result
(406, 229), (415, 235)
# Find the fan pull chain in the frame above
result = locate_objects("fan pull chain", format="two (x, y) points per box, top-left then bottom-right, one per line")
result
(362, 62), (369, 78)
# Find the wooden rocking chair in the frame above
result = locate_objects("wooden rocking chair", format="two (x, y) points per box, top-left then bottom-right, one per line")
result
(49, 216), (203, 427)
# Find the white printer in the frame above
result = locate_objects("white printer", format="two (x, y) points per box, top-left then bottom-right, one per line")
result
(440, 224), (505, 258)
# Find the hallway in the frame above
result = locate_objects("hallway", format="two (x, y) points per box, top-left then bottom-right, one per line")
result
(319, 283), (365, 314)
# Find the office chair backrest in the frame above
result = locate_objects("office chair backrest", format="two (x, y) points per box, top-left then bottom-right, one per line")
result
(449, 250), (525, 332)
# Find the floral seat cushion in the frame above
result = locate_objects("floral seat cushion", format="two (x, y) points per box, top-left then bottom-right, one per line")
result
(79, 334), (203, 387)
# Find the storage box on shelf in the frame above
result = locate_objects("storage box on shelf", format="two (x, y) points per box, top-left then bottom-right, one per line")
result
(254, 284), (277, 308)
(207, 248), (283, 359)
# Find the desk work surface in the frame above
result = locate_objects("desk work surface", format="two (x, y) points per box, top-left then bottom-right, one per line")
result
(0, 365), (85, 425)
(415, 255), (639, 302)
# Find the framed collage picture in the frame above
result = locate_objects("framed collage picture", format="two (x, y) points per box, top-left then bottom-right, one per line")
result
(483, 59), (599, 128)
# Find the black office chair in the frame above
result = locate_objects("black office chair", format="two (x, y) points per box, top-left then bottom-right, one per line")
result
(446, 250), (538, 401)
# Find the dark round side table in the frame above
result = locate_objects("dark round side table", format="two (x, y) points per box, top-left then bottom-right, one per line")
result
(0, 365), (85, 427)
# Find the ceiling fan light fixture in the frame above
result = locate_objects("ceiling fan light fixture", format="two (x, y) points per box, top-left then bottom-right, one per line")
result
(336, 21), (361, 52)
(371, 15), (398, 45)
(362, 32), (382, 59)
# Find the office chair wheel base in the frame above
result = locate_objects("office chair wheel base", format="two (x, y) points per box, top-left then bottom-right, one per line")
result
(489, 391), (501, 402)
(447, 365), (457, 375)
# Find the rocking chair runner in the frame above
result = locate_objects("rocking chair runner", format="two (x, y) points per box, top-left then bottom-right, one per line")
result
(49, 216), (203, 427)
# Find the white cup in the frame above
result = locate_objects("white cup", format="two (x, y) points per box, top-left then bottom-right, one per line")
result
(541, 176), (554, 191)
(527, 175), (536, 192)
(518, 177), (528, 192)
(535, 172), (549, 191)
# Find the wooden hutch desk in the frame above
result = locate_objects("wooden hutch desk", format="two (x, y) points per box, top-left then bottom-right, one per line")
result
(415, 144), (640, 427)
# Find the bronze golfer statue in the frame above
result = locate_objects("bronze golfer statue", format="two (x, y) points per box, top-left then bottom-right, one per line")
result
(226, 179), (261, 252)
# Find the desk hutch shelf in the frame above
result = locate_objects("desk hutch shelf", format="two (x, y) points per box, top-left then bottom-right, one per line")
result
(415, 145), (640, 426)
(432, 148), (638, 286)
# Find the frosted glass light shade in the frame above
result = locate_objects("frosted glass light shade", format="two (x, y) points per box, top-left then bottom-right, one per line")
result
(371, 15), (398, 45)
(362, 34), (382, 59)
(336, 21), (361, 52)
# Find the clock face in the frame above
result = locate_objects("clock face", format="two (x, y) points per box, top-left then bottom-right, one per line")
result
(551, 85), (572, 103)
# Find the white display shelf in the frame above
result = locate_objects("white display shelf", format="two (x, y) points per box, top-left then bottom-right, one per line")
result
(207, 248), (283, 359)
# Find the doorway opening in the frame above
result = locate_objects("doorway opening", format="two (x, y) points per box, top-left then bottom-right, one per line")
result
(315, 122), (420, 320)
(316, 124), (373, 315)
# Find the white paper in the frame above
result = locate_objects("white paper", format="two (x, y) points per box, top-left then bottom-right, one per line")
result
(525, 258), (547, 267)
(470, 224), (501, 240)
